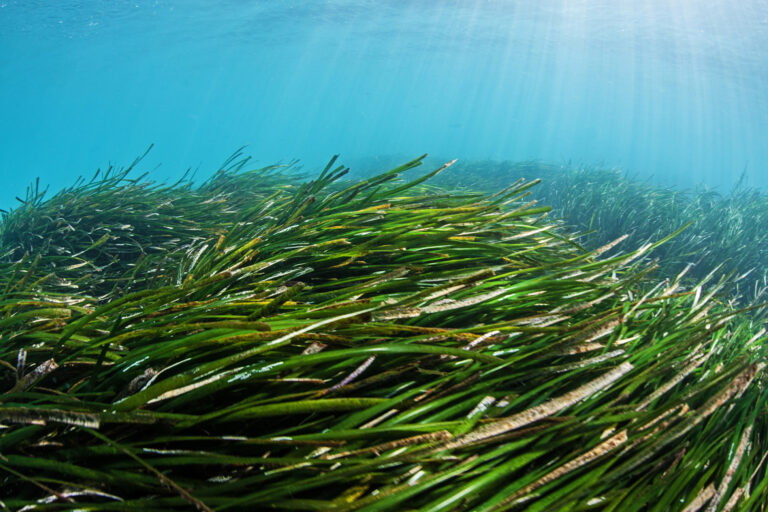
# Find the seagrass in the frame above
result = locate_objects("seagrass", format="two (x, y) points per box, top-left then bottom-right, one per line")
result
(433, 160), (768, 310)
(0, 153), (766, 511)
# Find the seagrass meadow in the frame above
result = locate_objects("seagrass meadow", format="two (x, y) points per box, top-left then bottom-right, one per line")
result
(432, 161), (768, 309)
(1, 152), (767, 511)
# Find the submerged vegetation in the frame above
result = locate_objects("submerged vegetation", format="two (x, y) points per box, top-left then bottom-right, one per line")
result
(436, 160), (768, 308)
(0, 152), (767, 511)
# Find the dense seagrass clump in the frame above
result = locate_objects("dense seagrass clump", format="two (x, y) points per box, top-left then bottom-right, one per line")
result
(434, 160), (768, 308)
(0, 154), (766, 511)
(0, 148), (297, 301)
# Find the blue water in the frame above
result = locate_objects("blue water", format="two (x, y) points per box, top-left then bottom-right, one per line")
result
(1, 0), (767, 210)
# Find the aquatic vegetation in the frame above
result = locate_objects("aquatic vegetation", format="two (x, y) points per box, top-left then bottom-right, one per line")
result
(436, 161), (768, 309)
(0, 148), (296, 301)
(0, 154), (766, 511)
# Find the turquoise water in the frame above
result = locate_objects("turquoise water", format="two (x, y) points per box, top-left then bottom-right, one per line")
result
(1, 0), (767, 209)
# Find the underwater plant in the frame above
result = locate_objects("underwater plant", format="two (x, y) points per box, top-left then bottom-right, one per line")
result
(434, 160), (768, 312)
(0, 154), (766, 511)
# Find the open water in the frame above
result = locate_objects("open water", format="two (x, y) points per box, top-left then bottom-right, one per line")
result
(1, 0), (767, 209)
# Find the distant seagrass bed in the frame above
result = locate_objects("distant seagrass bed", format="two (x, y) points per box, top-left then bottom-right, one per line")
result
(0, 151), (766, 511)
